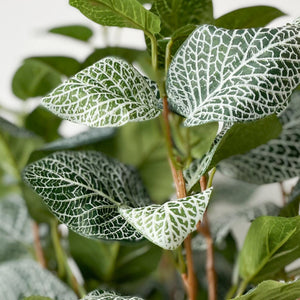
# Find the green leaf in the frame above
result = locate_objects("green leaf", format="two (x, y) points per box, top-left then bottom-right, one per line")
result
(81, 290), (144, 300)
(49, 24), (93, 41)
(239, 216), (300, 284)
(69, 0), (160, 35)
(82, 47), (144, 68)
(0, 117), (42, 179)
(215, 6), (285, 29)
(42, 57), (162, 128)
(0, 259), (77, 300)
(25, 56), (81, 77)
(12, 59), (62, 100)
(41, 128), (115, 151)
(184, 114), (282, 191)
(219, 91), (300, 184)
(231, 280), (300, 300)
(25, 106), (62, 142)
(95, 119), (173, 202)
(151, 0), (213, 37)
(0, 195), (33, 262)
(23, 151), (152, 241)
(69, 231), (161, 283)
(192, 202), (280, 251)
(119, 188), (212, 250)
(167, 20), (300, 126)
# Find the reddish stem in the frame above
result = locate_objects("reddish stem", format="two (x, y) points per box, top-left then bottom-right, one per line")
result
(33, 222), (47, 268)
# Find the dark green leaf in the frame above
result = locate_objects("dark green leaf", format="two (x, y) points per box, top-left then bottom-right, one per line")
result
(25, 56), (81, 77)
(12, 59), (62, 100)
(49, 24), (93, 41)
(231, 280), (300, 300)
(69, 231), (161, 283)
(184, 115), (282, 191)
(25, 106), (62, 142)
(239, 216), (300, 284)
(81, 290), (144, 300)
(215, 6), (285, 29)
(82, 47), (144, 68)
(69, 0), (160, 35)
(23, 151), (152, 241)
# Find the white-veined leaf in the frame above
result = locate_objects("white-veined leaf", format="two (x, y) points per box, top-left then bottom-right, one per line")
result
(219, 91), (300, 183)
(167, 19), (300, 126)
(119, 188), (213, 250)
(23, 151), (152, 241)
(0, 259), (77, 300)
(184, 114), (282, 191)
(81, 290), (144, 300)
(42, 57), (161, 128)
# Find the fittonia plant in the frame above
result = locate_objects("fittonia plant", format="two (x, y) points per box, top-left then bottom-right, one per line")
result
(2, 1), (299, 300)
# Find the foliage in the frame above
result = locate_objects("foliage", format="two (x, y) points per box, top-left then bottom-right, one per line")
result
(0, 1), (300, 300)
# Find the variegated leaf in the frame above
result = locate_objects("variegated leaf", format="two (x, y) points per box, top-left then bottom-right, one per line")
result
(119, 188), (213, 250)
(0, 259), (77, 300)
(81, 290), (144, 300)
(184, 115), (282, 191)
(23, 151), (152, 241)
(167, 19), (300, 126)
(42, 57), (161, 128)
(219, 91), (300, 184)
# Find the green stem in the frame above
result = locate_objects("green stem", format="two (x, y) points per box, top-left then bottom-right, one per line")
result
(226, 284), (238, 300)
(50, 220), (86, 298)
(165, 39), (173, 75)
(207, 167), (217, 188)
(236, 279), (249, 297)
(146, 32), (158, 71)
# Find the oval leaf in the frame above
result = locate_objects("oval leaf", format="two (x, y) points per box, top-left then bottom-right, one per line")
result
(49, 25), (93, 42)
(23, 151), (152, 241)
(42, 57), (162, 127)
(70, 0), (160, 35)
(167, 19), (300, 126)
(119, 188), (213, 250)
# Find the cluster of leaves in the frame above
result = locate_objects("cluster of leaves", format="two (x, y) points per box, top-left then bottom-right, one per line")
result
(1, 0), (300, 300)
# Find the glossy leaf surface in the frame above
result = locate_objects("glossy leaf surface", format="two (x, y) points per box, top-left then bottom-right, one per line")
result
(23, 151), (152, 241)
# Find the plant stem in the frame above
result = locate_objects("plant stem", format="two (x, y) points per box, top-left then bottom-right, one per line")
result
(279, 182), (287, 205)
(162, 96), (198, 300)
(32, 222), (47, 268)
(50, 221), (86, 298)
(236, 279), (249, 297)
(146, 32), (158, 71)
(197, 175), (217, 300)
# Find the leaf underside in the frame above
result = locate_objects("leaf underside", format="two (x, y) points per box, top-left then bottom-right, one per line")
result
(23, 151), (152, 241)
(42, 57), (161, 127)
(120, 188), (213, 250)
(167, 20), (300, 126)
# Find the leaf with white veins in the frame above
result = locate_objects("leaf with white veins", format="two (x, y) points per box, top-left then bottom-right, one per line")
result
(81, 290), (144, 300)
(42, 57), (161, 127)
(119, 188), (213, 250)
(23, 151), (152, 241)
(167, 19), (300, 126)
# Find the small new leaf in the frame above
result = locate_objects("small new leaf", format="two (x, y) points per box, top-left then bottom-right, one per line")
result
(167, 20), (300, 126)
(23, 151), (152, 241)
(42, 57), (161, 127)
(119, 188), (213, 250)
